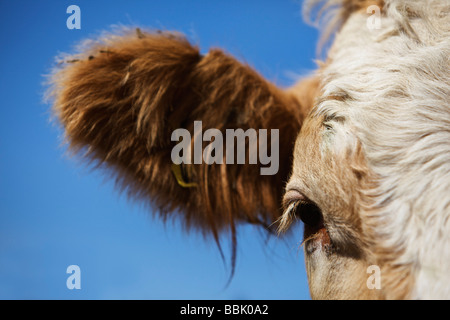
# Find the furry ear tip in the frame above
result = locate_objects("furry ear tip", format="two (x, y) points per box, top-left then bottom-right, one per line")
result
(48, 25), (307, 258)
(49, 28), (198, 73)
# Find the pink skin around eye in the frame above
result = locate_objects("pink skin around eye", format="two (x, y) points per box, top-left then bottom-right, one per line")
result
(284, 189), (305, 204)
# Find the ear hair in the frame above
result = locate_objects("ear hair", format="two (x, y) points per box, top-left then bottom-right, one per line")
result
(49, 28), (314, 274)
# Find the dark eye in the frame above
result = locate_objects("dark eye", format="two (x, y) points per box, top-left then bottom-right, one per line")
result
(280, 189), (324, 233)
(293, 200), (323, 229)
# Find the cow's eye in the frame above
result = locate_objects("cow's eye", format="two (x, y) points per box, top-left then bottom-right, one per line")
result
(281, 189), (324, 233)
(293, 200), (323, 229)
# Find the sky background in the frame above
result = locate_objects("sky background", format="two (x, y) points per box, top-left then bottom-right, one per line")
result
(0, 0), (320, 299)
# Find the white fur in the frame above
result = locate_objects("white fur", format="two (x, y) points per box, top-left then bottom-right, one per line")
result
(315, 0), (450, 299)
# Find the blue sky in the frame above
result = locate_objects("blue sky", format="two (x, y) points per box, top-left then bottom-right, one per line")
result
(0, 0), (319, 299)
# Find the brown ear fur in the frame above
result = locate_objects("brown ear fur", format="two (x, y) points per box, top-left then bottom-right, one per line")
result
(50, 29), (313, 267)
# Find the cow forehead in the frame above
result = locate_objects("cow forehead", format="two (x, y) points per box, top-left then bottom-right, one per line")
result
(314, 2), (450, 165)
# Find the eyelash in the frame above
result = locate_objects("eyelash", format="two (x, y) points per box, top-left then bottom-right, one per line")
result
(284, 199), (307, 215)
(283, 198), (323, 229)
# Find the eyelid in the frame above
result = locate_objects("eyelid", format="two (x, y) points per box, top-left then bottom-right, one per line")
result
(279, 189), (312, 232)
(323, 122), (333, 131)
(282, 189), (314, 218)
(282, 189), (305, 210)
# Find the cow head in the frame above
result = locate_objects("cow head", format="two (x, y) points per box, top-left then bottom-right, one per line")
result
(49, 0), (450, 299)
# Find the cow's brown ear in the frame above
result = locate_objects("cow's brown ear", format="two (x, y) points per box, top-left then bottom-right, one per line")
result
(49, 28), (316, 270)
